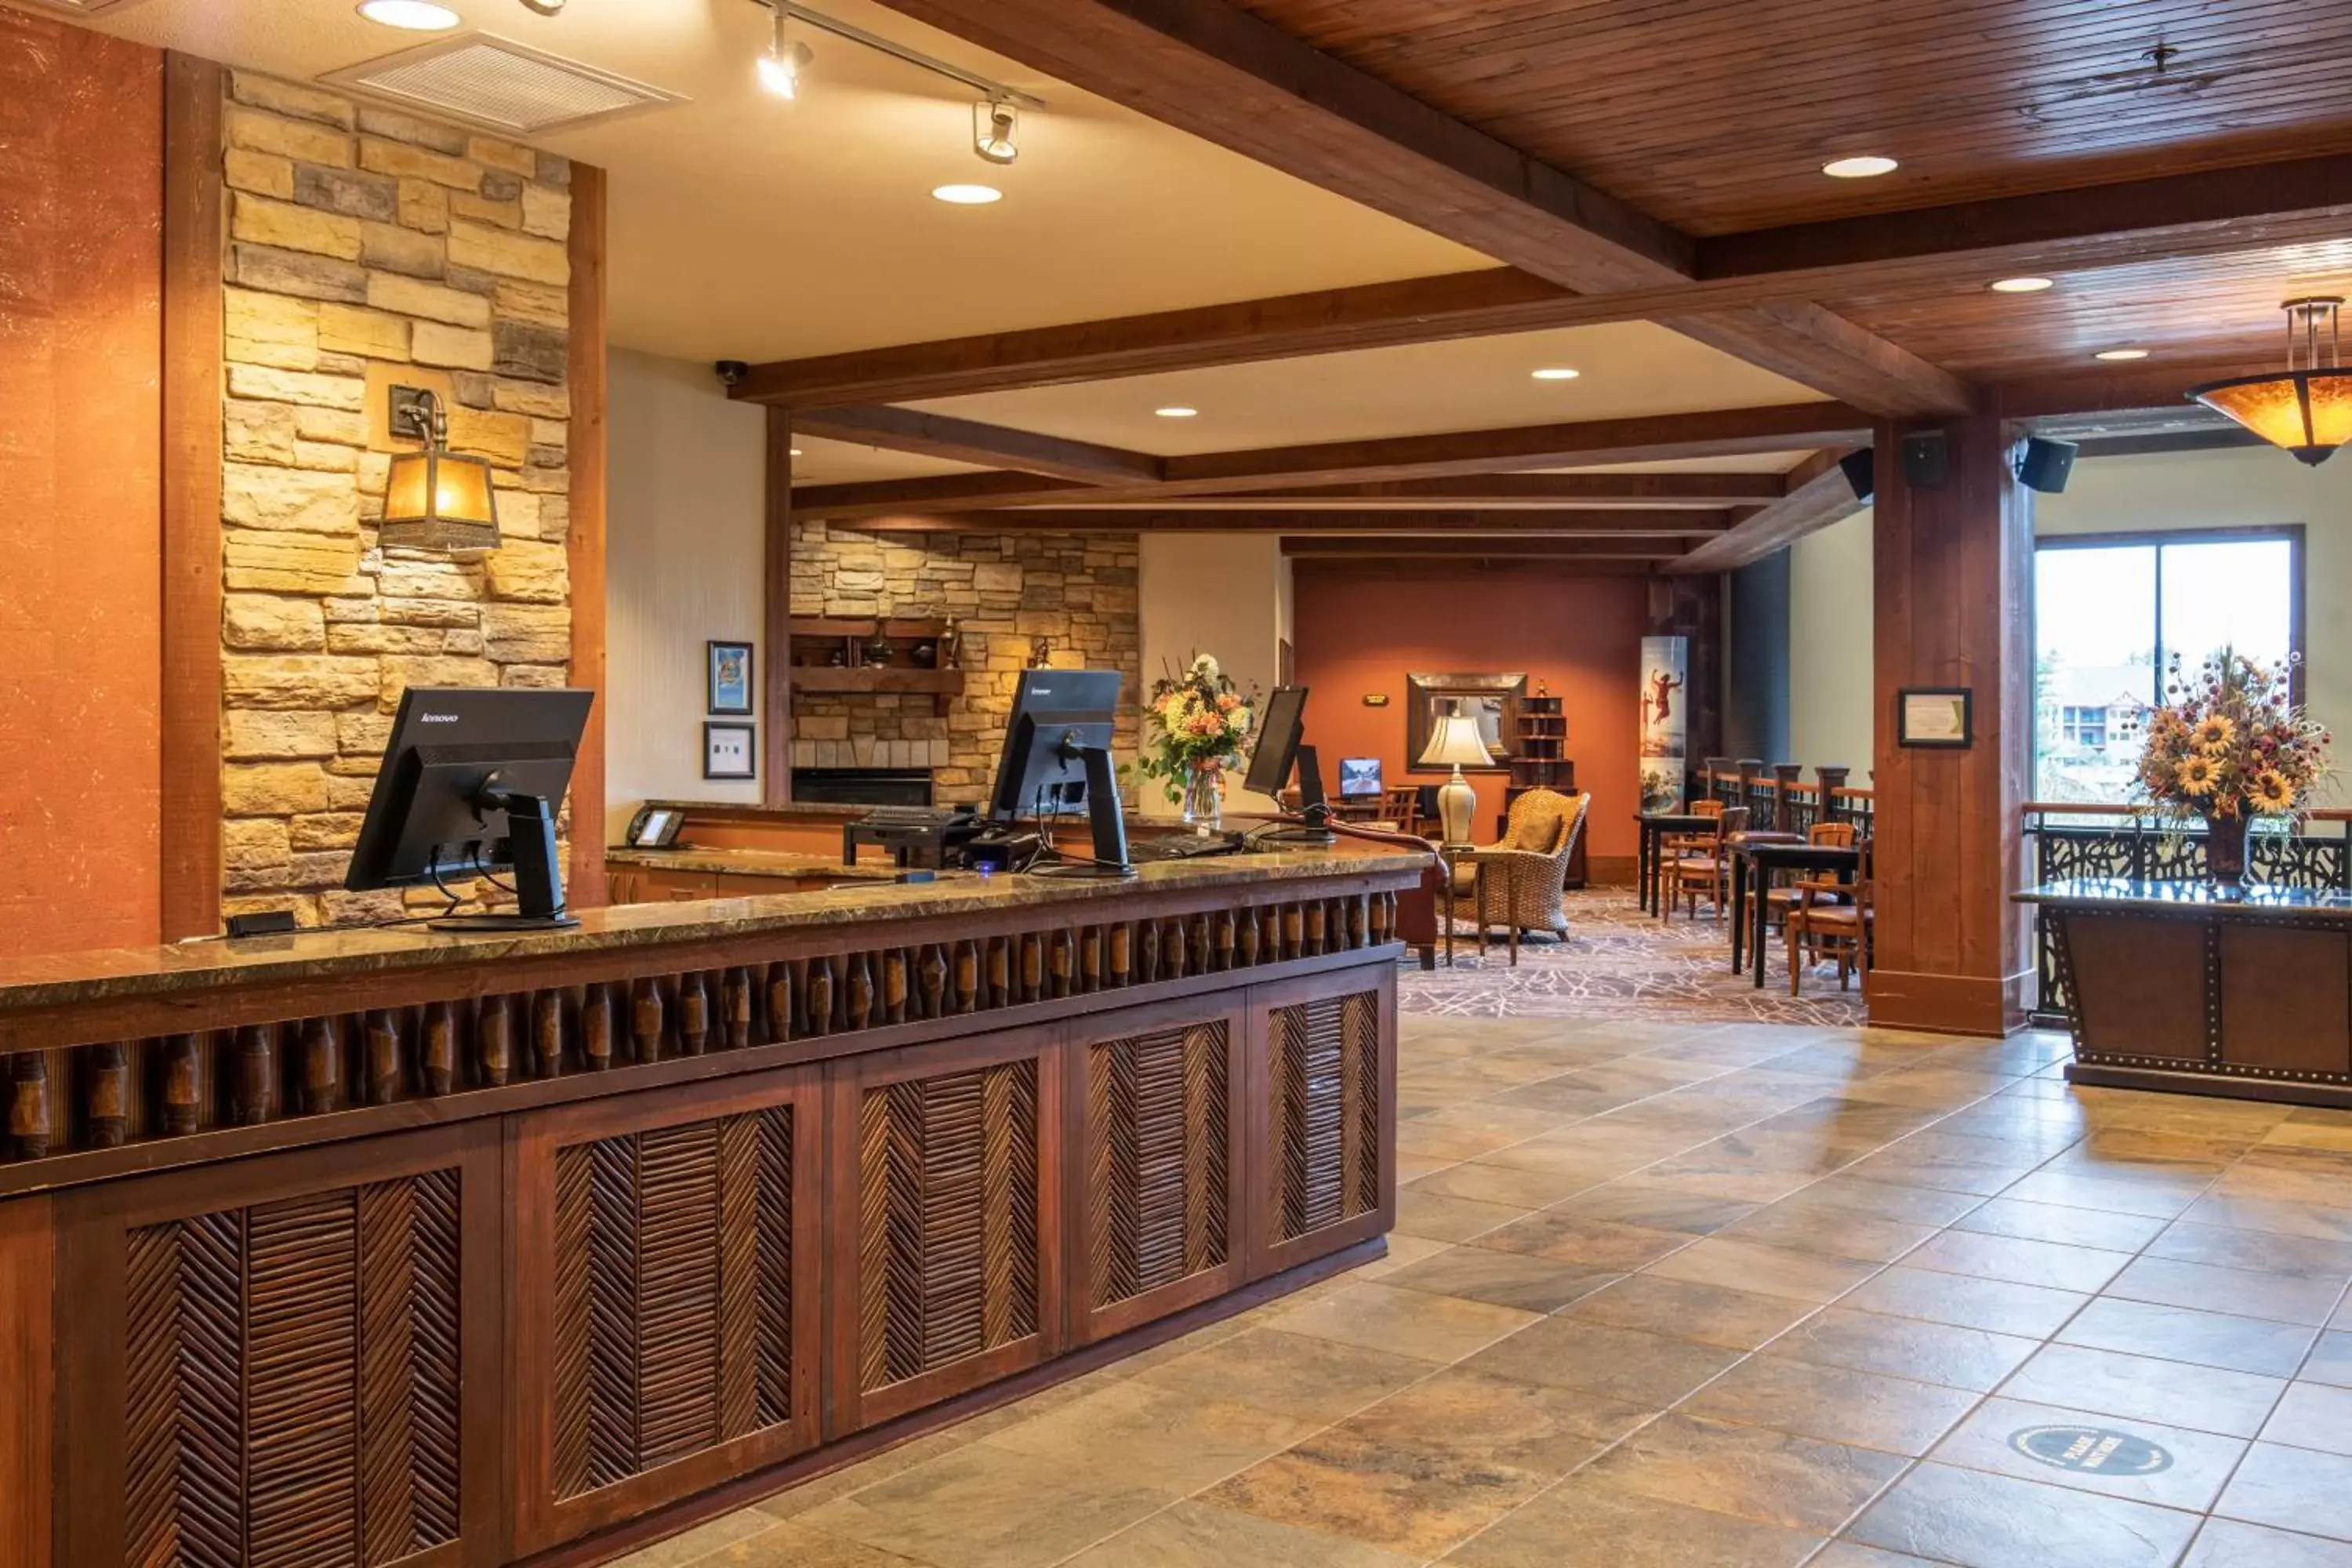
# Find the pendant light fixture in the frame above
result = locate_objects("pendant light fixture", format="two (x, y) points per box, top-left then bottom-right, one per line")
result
(2187, 298), (2352, 467)
(380, 387), (499, 553)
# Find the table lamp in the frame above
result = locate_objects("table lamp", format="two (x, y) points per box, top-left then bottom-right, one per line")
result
(1417, 713), (1494, 849)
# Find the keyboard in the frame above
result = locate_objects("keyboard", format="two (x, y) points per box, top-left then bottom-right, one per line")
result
(856, 805), (965, 827)
(1128, 833), (1247, 862)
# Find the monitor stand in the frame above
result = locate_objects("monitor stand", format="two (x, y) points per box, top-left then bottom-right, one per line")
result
(1258, 743), (1338, 848)
(430, 787), (582, 930)
(1029, 744), (1138, 880)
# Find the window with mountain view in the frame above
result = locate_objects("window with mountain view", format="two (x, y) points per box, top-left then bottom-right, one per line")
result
(2034, 532), (2299, 804)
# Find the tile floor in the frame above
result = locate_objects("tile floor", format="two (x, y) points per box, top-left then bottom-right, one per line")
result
(619, 1012), (2352, 1568)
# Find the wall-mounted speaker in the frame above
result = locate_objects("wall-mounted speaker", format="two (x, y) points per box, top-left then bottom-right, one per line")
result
(2016, 437), (2078, 495)
(1900, 430), (1948, 489)
(1838, 448), (1875, 503)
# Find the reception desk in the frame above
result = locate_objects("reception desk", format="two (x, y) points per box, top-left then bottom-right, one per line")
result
(2021, 878), (2352, 1106)
(0, 848), (1421, 1566)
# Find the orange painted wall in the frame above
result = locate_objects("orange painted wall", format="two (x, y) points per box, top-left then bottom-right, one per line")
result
(0, 14), (165, 954)
(1290, 566), (1647, 865)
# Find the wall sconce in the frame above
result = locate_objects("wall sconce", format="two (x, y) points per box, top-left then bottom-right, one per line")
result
(381, 386), (499, 553)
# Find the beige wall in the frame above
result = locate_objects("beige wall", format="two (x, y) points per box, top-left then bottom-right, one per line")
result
(1789, 506), (1875, 781)
(606, 350), (767, 822)
(1138, 534), (1288, 816)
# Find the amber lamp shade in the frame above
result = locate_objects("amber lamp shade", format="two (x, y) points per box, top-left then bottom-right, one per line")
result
(2187, 370), (2352, 467)
(382, 446), (499, 552)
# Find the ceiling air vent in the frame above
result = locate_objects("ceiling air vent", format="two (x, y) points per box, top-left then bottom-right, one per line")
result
(322, 33), (683, 136)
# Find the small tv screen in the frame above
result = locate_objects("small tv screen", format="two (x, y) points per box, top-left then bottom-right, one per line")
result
(1338, 757), (1384, 798)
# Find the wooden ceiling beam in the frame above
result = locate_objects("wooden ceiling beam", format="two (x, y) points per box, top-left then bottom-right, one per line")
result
(837, 507), (1736, 535)
(789, 405), (1163, 484)
(1665, 448), (1865, 575)
(1283, 536), (1683, 559)
(791, 401), (1871, 517)
(866, 0), (1969, 418)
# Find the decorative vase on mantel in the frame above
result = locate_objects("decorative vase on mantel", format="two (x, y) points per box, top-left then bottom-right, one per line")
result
(1181, 761), (1225, 834)
(2204, 811), (2249, 889)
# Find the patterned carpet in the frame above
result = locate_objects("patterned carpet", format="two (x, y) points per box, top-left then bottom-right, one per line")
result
(1398, 888), (1869, 1028)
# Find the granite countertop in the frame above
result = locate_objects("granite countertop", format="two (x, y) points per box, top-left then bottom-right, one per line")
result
(605, 847), (902, 879)
(2016, 878), (2352, 915)
(0, 845), (1430, 1014)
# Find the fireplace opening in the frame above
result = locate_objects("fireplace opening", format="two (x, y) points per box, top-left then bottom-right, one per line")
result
(791, 768), (935, 808)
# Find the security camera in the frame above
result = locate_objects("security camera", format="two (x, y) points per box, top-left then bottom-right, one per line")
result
(714, 360), (750, 388)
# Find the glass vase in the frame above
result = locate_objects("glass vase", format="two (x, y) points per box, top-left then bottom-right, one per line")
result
(2204, 811), (2249, 888)
(1181, 762), (1223, 834)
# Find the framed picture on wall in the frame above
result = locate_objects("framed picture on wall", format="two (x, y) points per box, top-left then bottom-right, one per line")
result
(1896, 687), (1973, 748)
(704, 720), (757, 779)
(707, 640), (754, 715)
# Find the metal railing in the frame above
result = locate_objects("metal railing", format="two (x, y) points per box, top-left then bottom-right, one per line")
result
(1696, 763), (1875, 837)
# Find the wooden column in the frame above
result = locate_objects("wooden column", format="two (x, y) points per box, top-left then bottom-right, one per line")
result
(763, 409), (795, 804)
(159, 51), (223, 942)
(1869, 414), (2032, 1035)
(566, 162), (610, 907)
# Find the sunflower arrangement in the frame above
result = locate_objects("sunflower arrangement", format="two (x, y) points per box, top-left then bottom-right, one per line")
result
(2134, 648), (2330, 827)
(1134, 653), (1261, 805)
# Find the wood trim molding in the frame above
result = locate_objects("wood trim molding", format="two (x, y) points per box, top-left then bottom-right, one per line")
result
(159, 50), (224, 942)
(842, 508), (1733, 535)
(1666, 448), (1865, 574)
(764, 409), (794, 805)
(791, 405), (1163, 485)
(566, 162), (610, 908)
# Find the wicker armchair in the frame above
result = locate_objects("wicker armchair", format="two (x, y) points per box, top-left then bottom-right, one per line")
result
(1450, 789), (1589, 937)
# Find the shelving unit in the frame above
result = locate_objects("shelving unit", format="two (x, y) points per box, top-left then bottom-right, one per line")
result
(1497, 695), (1586, 887)
(789, 617), (964, 714)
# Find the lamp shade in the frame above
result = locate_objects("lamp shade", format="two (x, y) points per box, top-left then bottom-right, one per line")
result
(382, 446), (499, 553)
(1417, 713), (1494, 769)
(2187, 370), (2352, 466)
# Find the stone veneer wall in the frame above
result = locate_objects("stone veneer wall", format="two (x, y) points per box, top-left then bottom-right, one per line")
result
(789, 524), (1141, 801)
(216, 72), (575, 925)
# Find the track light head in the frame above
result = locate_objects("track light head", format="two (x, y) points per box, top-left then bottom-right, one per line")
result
(975, 99), (1018, 165)
(517, 0), (564, 13)
(758, 11), (812, 100)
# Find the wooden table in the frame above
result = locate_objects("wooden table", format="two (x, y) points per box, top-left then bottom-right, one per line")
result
(2021, 878), (2352, 1106)
(1635, 811), (1718, 913)
(1733, 838), (1861, 986)
(0, 849), (1424, 1568)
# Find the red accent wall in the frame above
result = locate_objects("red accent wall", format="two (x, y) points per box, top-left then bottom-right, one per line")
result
(0, 14), (165, 954)
(1290, 566), (1646, 866)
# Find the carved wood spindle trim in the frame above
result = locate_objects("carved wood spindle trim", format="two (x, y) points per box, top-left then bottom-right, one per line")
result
(846, 953), (875, 1032)
(953, 941), (980, 1014)
(1079, 927), (1102, 993)
(678, 971), (711, 1055)
(298, 1014), (343, 1114)
(1288, 903), (1310, 961)
(1305, 901), (1327, 956)
(84, 1042), (130, 1149)
(723, 966), (754, 1048)
(766, 962), (797, 1043)
(534, 989), (566, 1077)
(1048, 929), (1074, 1000)
(1237, 906), (1261, 967)
(9, 1052), (52, 1160)
(919, 944), (949, 1019)
(1191, 913), (1213, 975)
(364, 1009), (401, 1104)
(805, 957), (836, 1038)
(422, 1002), (456, 1095)
(985, 936), (1009, 1007)
(1381, 891), (1399, 941)
(160, 1033), (201, 1134)
(632, 977), (666, 1062)
(477, 996), (514, 1088)
(1018, 931), (1044, 1004)
(1160, 915), (1188, 981)
(234, 1023), (275, 1125)
(881, 949), (909, 1026)
(1213, 909), (1236, 971)
(583, 982), (616, 1071)
(1352, 893), (1372, 949)
(1107, 923), (1131, 987)
(1136, 918), (1160, 985)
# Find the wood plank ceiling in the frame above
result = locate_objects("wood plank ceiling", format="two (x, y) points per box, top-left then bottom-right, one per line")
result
(762, 0), (2352, 572)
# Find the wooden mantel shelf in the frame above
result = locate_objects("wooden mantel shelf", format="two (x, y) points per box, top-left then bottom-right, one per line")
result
(790, 666), (964, 696)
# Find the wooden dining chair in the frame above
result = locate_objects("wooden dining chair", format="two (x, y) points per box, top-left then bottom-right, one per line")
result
(1787, 837), (1874, 993)
(1667, 805), (1747, 922)
(1381, 786), (1425, 837)
(1744, 820), (1858, 938)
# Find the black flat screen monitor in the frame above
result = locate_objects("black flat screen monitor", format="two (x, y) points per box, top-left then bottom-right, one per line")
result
(345, 686), (595, 930)
(1243, 685), (1309, 796)
(987, 669), (1131, 876)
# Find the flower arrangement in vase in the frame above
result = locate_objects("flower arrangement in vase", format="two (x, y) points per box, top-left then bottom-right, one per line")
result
(1136, 653), (1259, 833)
(2132, 648), (2331, 886)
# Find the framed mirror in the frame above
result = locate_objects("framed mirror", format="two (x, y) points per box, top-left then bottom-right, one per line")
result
(1406, 672), (1526, 772)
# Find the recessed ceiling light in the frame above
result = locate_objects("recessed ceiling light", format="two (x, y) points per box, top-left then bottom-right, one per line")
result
(1822, 154), (1899, 179)
(2096, 348), (2151, 361)
(358, 0), (461, 27)
(1530, 367), (1581, 381)
(1990, 277), (2054, 293)
(1154, 406), (1198, 419)
(789, 448), (804, 456)
(931, 183), (1003, 205)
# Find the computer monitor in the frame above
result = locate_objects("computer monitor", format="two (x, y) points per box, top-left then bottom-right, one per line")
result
(986, 669), (1132, 876)
(1244, 686), (1332, 844)
(1337, 757), (1384, 798)
(346, 686), (595, 930)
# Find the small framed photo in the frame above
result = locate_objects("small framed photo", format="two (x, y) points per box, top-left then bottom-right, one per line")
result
(703, 720), (757, 779)
(1897, 687), (1973, 748)
(706, 640), (754, 716)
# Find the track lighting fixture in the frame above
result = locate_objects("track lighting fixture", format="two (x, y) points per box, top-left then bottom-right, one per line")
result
(517, 0), (563, 13)
(757, 9), (813, 99)
(975, 99), (1018, 165)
